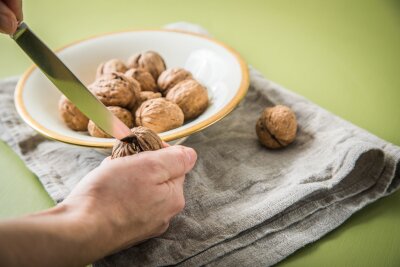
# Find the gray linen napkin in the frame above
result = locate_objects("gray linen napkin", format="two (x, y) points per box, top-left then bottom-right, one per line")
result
(0, 23), (399, 267)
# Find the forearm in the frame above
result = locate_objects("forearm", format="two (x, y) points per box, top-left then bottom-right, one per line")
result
(0, 146), (195, 266)
(0, 201), (113, 267)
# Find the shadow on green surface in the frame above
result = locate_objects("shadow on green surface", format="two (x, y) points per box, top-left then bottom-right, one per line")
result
(389, 0), (400, 10)
(278, 189), (400, 267)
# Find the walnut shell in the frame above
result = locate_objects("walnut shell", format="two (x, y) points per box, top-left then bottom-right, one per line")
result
(88, 106), (134, 138)
(58, 95), (89, 131)
(96, 59), (127, 79)
(135, 98), (184, 133)
(255, 105), (297, 149)
(126, 78), (141, 110)
(127, 51), (166, 80)
(89, 72), (137, 108)
(111, 126), (163, 159)
(125, 68), (158, 92)
(166, 79), (208, 121)
(131, 91), (162, 115)
(157, 68), (193, 96)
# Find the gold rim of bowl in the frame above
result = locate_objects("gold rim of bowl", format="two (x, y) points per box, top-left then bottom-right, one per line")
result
(14, 29), (250, 148)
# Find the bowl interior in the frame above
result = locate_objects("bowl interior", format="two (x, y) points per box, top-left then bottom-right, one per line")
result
(16, 30), (248, 147)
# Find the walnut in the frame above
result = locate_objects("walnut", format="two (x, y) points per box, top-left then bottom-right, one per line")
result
(157, 68), (193, 96)
(135, 98), (184, 133)
(111, 126), (163, 159)
(126, 78), (141, 110)
(166, 79), (208, 120)
(96, 59), (127, 79)
(127, 51), (166, 80)
(125, 68), (158, 92)
(88, 106), (134, 138)
(58, 95), (89, 131)
(89, 72), (138, 108)
(256, 105), (297, 149)
(131, 91), (162, 114)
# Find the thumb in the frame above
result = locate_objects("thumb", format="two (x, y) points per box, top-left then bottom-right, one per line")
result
(115, 145), (197, 183)
(0, 1), (17, 34)
(4, 0), (23, 21)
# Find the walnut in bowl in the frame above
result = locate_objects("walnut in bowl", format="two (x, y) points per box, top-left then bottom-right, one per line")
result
(131, 91), (162, 115)
(127, 51), (166, 80)
(96, 59), (127, 79)
(135, 98), (184, 133)
(158, 68), (193, 96)
(89, 72), (139, 108)
(88, 106), (134, 138)
(166, 79), (208, 121)
(58, 95), (89, 131)
(125, 68), (158, 92)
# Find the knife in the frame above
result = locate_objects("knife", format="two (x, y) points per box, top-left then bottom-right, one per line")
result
(11, 22), (132, 141)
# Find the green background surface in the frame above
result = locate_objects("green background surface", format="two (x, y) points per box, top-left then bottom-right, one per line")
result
(0, 0), (399, 266)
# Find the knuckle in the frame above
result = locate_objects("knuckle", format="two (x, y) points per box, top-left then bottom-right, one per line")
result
(157, 221), (170, 235)
(175, 195), (186, 212)
(174, 148), (187, 174)
(139, 152), (156, 165)
(142, 156), (169, 180)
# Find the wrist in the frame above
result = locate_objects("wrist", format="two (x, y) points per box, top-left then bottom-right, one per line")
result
(62, 195), (144, 254)
(0, 198), (117, 267)
(49, 198), (116, 259)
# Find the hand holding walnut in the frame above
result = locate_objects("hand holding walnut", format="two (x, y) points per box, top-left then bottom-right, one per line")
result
(65, 145), (197, 251)
(0, 145), (197, 267)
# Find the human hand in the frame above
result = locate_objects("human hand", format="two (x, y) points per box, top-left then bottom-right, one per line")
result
(63, 145), (197, 254)
(0, 0), (22, 34)
(0, 145), (197, 267)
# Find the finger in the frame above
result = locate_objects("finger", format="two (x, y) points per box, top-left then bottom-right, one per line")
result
(114, 145), (197, 183)
(0, 1), (17, 34)
(172, 175), (185, 187)
(162, 141), (170, 148)
(168, 176), (186, 214)
(3, 0), (22, 21)
(100, 156), (111, 165)
(145, 145), (197, 182)
(157, 175), (185, 218)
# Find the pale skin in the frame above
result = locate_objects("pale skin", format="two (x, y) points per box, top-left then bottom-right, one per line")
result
(0, 1), (198, 266)
(0, 0), (21, 34)
(0, 145), (197, 266)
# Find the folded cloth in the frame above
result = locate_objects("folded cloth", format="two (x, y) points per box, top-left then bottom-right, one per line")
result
(0, 22), (399, 267)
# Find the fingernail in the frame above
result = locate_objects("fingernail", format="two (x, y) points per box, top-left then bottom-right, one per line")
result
(184, 147), (197, 164)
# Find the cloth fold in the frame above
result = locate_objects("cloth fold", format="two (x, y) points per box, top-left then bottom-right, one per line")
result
(0, 23), (399, 267)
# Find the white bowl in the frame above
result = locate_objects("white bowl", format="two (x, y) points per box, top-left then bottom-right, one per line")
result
(15, 29), (249, 148)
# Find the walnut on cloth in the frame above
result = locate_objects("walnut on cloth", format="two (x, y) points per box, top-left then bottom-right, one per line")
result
(111, 126), (163, 159)
(127, 51), (166, 80)
(89, 72), (138, 108)
(157, 68), (193, 96)
(125, 68), (158, 92)
(166, 79), (208, 121)
(88, 106), (134, 138)
(256, 105), (297, 149)
(135, 98), (184, 133)
(96, 59), (127, 79)
(58, 95), (89, 131)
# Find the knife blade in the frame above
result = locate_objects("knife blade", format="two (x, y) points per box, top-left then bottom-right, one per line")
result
(11, 22), (132, 141)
